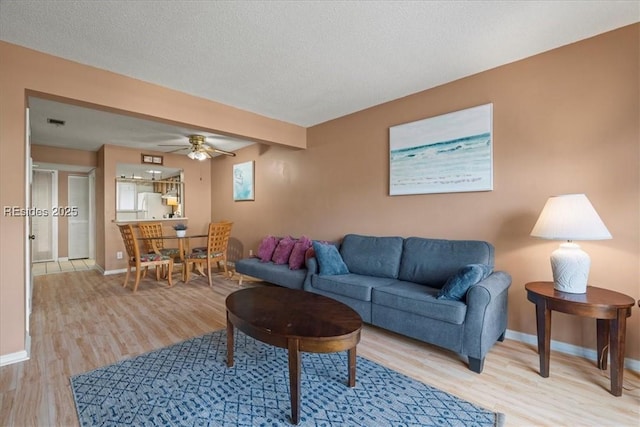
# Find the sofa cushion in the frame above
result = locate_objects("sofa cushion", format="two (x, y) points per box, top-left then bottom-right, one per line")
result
(311, 273), (397, 301)
(258, 235), (280, 262)
(313, 241), (349, 275)
(372, 281), (467, 324)
(235, 258), (306, 289)
(272, 236), (296, 265)
(398, 237), (494, 287)
(288, 236), (312, 270)
(437, 264), (493, 301)
(339, 234), (403, 279)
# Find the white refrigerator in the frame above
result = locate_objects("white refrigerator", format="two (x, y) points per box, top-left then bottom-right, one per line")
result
(137, 192), (164, 219)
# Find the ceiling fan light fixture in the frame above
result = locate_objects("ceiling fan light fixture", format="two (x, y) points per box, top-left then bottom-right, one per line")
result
(187, 150), (207, 161)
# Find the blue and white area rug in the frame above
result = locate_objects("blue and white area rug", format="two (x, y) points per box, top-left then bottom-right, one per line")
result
(71, 330), (504, 426)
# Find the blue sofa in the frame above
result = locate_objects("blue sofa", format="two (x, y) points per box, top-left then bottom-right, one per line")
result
(234, 256), (307, 289)
(235, 234), (511, 373)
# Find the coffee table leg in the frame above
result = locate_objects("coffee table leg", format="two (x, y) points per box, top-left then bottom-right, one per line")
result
(288, 339), (301, 424)
(226, 312), (234, 367)
(348, 347), (357, 387)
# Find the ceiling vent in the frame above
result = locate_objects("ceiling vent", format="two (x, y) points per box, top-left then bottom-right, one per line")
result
(47, 118), (66, 126)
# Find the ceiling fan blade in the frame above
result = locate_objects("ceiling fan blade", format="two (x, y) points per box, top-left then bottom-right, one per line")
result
(213, 148), (236, 157)
(167, 147), (189, 153)
(203, 145), (236, 157)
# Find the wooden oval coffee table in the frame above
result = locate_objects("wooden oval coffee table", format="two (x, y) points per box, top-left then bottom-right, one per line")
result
(225, 286), (363, 424)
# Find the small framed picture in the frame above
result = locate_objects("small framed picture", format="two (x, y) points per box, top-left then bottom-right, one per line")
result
(142, 154), (163, 165)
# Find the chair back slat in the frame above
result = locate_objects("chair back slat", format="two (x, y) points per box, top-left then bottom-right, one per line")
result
(138, 222), (165, 253)
(207, 221), (233, 255)
(118, 223), (140, 261)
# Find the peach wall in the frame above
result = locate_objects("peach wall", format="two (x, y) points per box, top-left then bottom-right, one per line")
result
(211, 25), (639, 360)
(31, 144), (97, 168)
(0, 41), (305, 358)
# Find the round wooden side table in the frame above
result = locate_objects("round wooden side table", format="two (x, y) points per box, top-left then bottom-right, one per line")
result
(525, 281), (634, 396)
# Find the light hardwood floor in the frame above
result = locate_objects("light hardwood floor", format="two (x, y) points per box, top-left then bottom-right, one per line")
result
(0, 269), (638, 426)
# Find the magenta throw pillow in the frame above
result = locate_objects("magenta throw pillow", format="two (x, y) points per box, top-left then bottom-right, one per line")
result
(258, 235), (280, 262)
(272, 236), (296, 265)
(288, 236), (312, 270)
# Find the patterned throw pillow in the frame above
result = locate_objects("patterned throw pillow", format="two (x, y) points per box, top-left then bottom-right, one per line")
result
(288, 236), (312, 270)
(437, 264), (493, 301)
(272, 236), (296, 265)
(258, 235), (280, 262)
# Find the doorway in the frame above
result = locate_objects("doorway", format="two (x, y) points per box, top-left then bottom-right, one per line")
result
(31, 169), (57, 263)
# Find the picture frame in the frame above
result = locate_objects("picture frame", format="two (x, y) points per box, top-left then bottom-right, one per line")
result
(233, 160), (254, 201)
(389, 103), (493, 196)
(141, 154), (163, 165)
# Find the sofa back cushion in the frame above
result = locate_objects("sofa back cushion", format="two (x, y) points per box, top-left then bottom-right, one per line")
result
(398, 237), (494, 287)
(340, 234), (404, 279)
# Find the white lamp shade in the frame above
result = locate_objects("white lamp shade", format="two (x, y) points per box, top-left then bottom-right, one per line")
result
(530, 194), (612, 241)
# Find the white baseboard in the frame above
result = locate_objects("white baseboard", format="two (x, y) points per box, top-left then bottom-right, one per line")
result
(57, 257), (69, 262)
(505, 329), (640, 372)
(0, 334), (30, 367)
(103, 268), (128, 275)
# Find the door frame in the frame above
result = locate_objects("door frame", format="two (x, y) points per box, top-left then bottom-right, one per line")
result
(24, 108), (31, 338)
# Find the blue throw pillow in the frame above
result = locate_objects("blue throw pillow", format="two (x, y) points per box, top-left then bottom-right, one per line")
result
(312, 241), (349, 276)
(437, 264), (493, 301)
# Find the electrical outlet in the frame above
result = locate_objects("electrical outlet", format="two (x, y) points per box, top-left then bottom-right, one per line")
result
(116, 251), (123, 259)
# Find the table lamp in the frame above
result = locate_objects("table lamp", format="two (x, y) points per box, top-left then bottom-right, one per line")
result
(530, 194), (611, 294)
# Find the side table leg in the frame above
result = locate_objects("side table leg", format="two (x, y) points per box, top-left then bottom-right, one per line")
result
(596, 319), (609, 370)
(535, 302), (551, 377)
(609, 309), (627, 396)
(226, 313), (234, 367)
(288, 339), (301, 424)
(348, 347), (357, 387)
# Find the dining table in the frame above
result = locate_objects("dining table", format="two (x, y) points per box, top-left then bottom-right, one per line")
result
(137, 233), (208, 260)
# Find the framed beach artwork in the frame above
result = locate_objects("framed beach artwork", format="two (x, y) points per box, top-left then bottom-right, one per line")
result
(233, 161), (254, 201)
(389, 103), (493, 195)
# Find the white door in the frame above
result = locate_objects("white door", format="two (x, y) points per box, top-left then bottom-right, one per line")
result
(31, 169), (57, 262)
(68, 176), (90, 259)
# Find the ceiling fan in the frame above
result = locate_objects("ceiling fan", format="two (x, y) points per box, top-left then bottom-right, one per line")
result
(162, 134), (237, 160)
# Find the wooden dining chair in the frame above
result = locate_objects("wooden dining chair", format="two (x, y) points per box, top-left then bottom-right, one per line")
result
(117, 223), (174, 292)
(137, 222), (181, 278)
(137, 222), (181, 258)
(183, 221), (233, 286)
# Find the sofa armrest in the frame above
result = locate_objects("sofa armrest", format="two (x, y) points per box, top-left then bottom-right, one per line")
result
(303, 256), (319, 290)
(463, 271), (512, 359)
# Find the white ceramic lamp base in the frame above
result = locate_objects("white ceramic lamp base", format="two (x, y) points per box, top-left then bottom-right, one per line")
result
(549, 242), (591, 293)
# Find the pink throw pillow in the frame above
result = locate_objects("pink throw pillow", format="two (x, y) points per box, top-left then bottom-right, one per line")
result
(272, 236), (296, 265)
(258, 235), (280, 262)
(288, 236), (312, 270)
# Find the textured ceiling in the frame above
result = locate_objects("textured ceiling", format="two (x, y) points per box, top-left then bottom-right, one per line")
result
(1, 0), (638, 168)
(2, 1), (638, 128)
